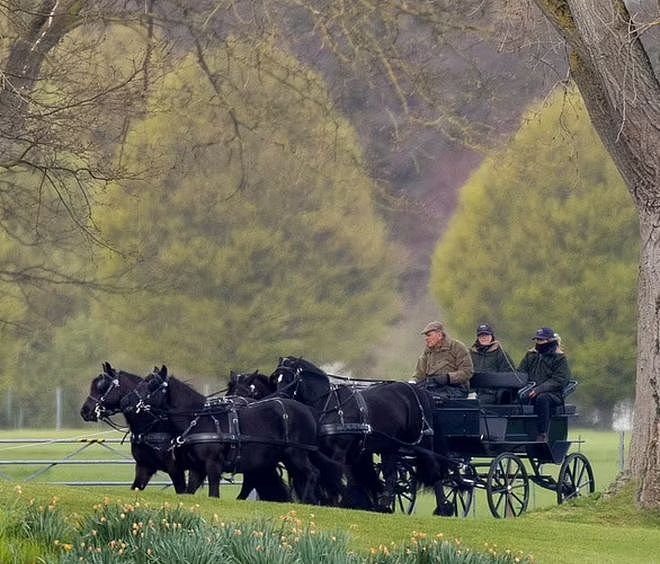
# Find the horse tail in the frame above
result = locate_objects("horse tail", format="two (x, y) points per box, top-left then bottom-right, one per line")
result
(309, 449), (344, 506)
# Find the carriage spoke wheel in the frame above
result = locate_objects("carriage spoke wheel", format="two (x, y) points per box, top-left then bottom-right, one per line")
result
(442, 465), (475, 518)
(375, 458), (418, 515)
(486, 453), (529, 518)
(393, 458), (418, 514)
(557, 452), (595, 504)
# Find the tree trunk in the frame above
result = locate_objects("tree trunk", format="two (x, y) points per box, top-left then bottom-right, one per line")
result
(533, 0), (660, 507)
(634, 215), (660, 506)
(0, 0), (82, 135)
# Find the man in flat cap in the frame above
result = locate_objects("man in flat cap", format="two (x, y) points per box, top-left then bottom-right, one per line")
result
(413, 321), (473, 400)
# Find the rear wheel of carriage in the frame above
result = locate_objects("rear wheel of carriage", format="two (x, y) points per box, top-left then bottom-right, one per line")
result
(486, 452), (529, 518)
(442, 464), (476, 517)
(556, 452), (595, 504)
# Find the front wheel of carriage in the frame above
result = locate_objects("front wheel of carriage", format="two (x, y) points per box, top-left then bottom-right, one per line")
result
(440, 464), (476, 517)
(374, 457), (418, 514)
(556, 452), (595, 504)
(486, 452), (530, 518)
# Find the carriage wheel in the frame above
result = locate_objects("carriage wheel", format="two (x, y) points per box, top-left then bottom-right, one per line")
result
(557, 452), (595, 504)
(442, 465), (475, 517)
(486, 453), (529, 518)
(374, 457), (418, 514)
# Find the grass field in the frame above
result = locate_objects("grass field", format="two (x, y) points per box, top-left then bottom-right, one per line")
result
(0, 427), (628, 514)
(0, 427), (658, 563)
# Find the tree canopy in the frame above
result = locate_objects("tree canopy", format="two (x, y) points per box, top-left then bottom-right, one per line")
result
(86, 39), (402, 379)
(430, 88), (638, 424)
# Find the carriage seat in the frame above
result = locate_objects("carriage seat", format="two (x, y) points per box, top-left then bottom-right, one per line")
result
(550, 380), (578, 416)
(471, 371), (531, 405)
(515, 379), (578, 415)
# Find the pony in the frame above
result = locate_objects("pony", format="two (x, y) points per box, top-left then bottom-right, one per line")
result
(121, 365), (323, 502)
(226, 369), (345, 506)
(270, 356), (454, 514)
(81, 362), (283, 501)
(80, 361), (195, 493)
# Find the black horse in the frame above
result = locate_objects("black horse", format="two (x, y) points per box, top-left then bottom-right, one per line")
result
(80, 361), (195, 493)
(121, 365), (323, 502)
(227, 370), (346, 506)
(270, 356), (453, 514)
(227, 369), (382, 509)
(81, 363), (281, 500)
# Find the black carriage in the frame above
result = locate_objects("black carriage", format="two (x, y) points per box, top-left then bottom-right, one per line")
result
(384, 371), (595, 518)
(231, 358), (596, 518)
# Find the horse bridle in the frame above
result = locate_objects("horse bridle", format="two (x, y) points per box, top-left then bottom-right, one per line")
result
(274, 364), (342, 414)
(125, 372), (169, 415)
(87, 372), (121, 419)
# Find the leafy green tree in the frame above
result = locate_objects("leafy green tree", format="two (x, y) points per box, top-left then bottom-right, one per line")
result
(88, 38), (402, 382)
(430, 88), (638, 426)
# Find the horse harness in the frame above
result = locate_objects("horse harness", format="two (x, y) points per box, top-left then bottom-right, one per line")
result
(312, 377), (434, 448)
(319, 384), (373, 438)
(131, 432), (173, 452)
(171, 397), (317, 474)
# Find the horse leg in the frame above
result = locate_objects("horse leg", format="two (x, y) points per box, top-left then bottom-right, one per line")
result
(185, 468), (206, 494)
(344, 452), (381, 510)
(431, 460), (454, 517)
(254, 467), (291, 502)
(131, 464), (156, 491)
(168, 466), (187, 494)
(285, 450), (319, 505)
(237, 472), (261, 500)
(309, 450), (344, 506)
(375, 453), (398, 513)
(205, 459), (222, 498)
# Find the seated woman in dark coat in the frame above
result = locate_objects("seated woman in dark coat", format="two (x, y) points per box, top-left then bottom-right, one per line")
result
(518, 327), (571, 442)
(469, 323), (516, 404)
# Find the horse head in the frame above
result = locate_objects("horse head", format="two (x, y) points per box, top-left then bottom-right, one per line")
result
(271, 356), (330, 408)
(80, 361), (137, 421)
(226, 370), (274, 399)
(120, 365), (170, 415)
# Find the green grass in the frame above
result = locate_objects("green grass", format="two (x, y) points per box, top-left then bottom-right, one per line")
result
(0, 427), (656, 562)
(0, 427), (627, 499)
(1, 481), (658, 563)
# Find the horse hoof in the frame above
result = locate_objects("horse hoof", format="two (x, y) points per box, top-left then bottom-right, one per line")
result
(433, 502), (454, 517)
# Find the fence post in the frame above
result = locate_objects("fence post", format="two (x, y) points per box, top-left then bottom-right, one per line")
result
(56, 387), (62, 430)
(5, 390), (11, 425)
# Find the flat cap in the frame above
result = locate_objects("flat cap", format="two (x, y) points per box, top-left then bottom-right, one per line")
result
(421, 321), (444, 335)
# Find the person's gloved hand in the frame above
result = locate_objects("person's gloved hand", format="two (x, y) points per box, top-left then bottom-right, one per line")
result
(434, 374), (450, 386)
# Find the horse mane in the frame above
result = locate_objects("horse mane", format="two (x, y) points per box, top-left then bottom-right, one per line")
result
(164, 374), (206, 407)
(116, 370), (143, 385)
(247, 371), (272, 388)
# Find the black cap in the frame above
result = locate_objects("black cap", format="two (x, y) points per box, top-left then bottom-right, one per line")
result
(476, 323), (494, 336)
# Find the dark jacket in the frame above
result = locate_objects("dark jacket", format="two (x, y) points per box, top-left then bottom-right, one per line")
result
(470, 340), (515, 373)
(470, 340), (516, 403)
(517, 347), (571, 401)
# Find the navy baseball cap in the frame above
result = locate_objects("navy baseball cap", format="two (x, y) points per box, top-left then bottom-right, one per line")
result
(476, 323), (494, 336)
(532, 327), (556, 341)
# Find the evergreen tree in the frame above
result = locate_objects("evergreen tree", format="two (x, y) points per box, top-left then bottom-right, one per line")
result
(430, 89), (637, 425)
